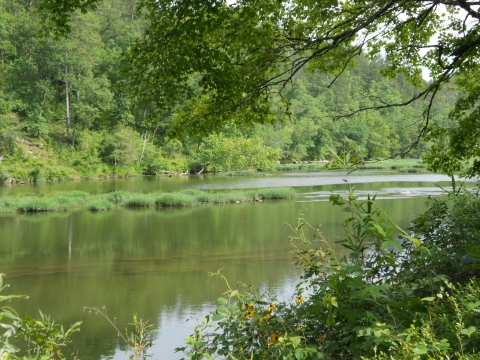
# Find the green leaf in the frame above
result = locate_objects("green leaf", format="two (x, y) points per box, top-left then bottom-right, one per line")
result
(212, 314), (224, 321)
(421, 297), (435, 302)
(217, 297), (228, 305)
(381, 239), (403, 252)
(460, 326), (476, 337)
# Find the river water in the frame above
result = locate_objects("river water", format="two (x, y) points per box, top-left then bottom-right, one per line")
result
(0, 170), (474, 359)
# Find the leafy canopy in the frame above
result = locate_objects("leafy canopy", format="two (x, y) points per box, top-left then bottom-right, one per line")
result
(40, 0), (480, 174)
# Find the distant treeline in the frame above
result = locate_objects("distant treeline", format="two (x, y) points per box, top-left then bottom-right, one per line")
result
(0, 0), (456, 183)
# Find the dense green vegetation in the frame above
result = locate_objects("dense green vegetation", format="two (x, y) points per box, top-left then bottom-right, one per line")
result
(0, 0), (460, 184)
(2, 0), (480, 359)
(176, 160), (480, 359)
(0, 187), (296, 213)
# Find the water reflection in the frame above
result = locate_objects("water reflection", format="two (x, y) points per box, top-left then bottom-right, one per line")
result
(0, 173), (461, 359)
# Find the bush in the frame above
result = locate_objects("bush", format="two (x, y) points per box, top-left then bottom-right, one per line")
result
(410, 190), (480, 283)
(198, 134), (280, 171)
(177, 187), (480, 359)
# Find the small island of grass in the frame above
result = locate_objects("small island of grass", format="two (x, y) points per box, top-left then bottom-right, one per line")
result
(0, 187), (297, 213)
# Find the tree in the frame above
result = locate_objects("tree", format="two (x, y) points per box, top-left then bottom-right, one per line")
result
(197, 134), (280, 171)
(129, 0), (480, 174)
(20, 0), (480, 172)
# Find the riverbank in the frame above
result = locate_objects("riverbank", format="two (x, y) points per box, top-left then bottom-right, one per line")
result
(274, 158), (427, 172)
(0, 187), (296, 213)
(1, 157), (428, 186)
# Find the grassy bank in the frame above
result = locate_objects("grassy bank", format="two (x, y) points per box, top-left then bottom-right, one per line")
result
(358, 159), (427, 171)
(274, 159), (428, 172)
(0, 187), (297, 213)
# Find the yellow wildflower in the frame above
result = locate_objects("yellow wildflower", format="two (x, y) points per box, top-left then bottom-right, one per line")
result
(261, 313), (270, 321)
(296, 324), (306, 330)
(266, 303), (277, 312)
(268, 333), (283, 347)
(241, 302), (254, 311)
(245, 309), (255, 318)
(295, 296), (306, 304)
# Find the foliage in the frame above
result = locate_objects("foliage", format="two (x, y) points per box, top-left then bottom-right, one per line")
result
(197, 135), (280, 171)
(83, 307), (156, 360)
(176, 157), (480, 359)
(0, 0), (462, 178)
(410, 189), (480, 284)
(127, 0), (466, 146)
(0, 274), (81, 360)
(0, 275), (25, 355)
(20, 311), (81, 359)
(0, 188), (296, 213)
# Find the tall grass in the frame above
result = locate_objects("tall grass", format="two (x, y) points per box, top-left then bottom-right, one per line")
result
(274, 160), (428, 172)
(0, 187), (296, 213)
(222, 171), (257, 176)
(275, 163), (327, 171)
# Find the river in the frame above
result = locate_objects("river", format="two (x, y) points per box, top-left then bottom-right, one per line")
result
(0, 170), (473, 359)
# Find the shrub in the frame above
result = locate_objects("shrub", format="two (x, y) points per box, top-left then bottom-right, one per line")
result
(410, 190), (480, 283)
(177, 155), (480, 360)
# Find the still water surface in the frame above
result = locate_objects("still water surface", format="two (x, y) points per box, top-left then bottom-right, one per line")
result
(0, 170), (473, 359)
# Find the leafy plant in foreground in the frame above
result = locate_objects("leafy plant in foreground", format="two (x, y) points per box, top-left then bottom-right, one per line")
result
(176, 154), (480, 359)
(0, 274), (25, 356)
(83, 306), (156, 360)
(21, 311), (81, 359)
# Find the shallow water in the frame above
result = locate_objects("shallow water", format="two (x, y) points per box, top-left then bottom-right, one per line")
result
(0, 170), (473, 359)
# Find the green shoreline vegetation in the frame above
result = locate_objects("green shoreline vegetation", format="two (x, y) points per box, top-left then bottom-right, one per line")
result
(0, 187), (296, 213)
(3, 0), (480, 358)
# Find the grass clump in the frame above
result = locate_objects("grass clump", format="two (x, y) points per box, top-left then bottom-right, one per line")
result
(88, 199), (113, 212)
(106, 190), (131, 204)
(248, 187), (297, 200)
(206, 192), (247, 204)
(155, 192), (198, 207)
(124, 194), (156, 207)
(223, 171), (256, 176)
(0, 187), (297, 213)
(16, 198), (57, 212)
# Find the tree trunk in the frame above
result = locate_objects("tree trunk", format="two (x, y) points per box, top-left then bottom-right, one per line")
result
(65, 57), (71, 139)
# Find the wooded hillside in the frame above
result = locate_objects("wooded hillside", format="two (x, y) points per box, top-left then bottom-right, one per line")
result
(0, 0), (457, 183)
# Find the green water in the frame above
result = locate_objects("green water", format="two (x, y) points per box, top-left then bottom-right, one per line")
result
(0, 171), (462, 359)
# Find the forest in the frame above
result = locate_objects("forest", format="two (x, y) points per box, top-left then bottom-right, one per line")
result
(4, 1), (480, 359)
(0, 0), (458, 183)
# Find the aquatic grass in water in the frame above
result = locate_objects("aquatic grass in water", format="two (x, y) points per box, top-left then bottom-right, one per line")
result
(156, 192), (198, 207)
(223, 171), (257, 176)
(16, 198), (57, 212)
(125, 194), (156, 207)
(107, 190), (131, 204)
(275, 163), (327, 171)
(249, 187), (297, 200)
(0, 187), (296, 213)
(88, 199), (113, 211)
